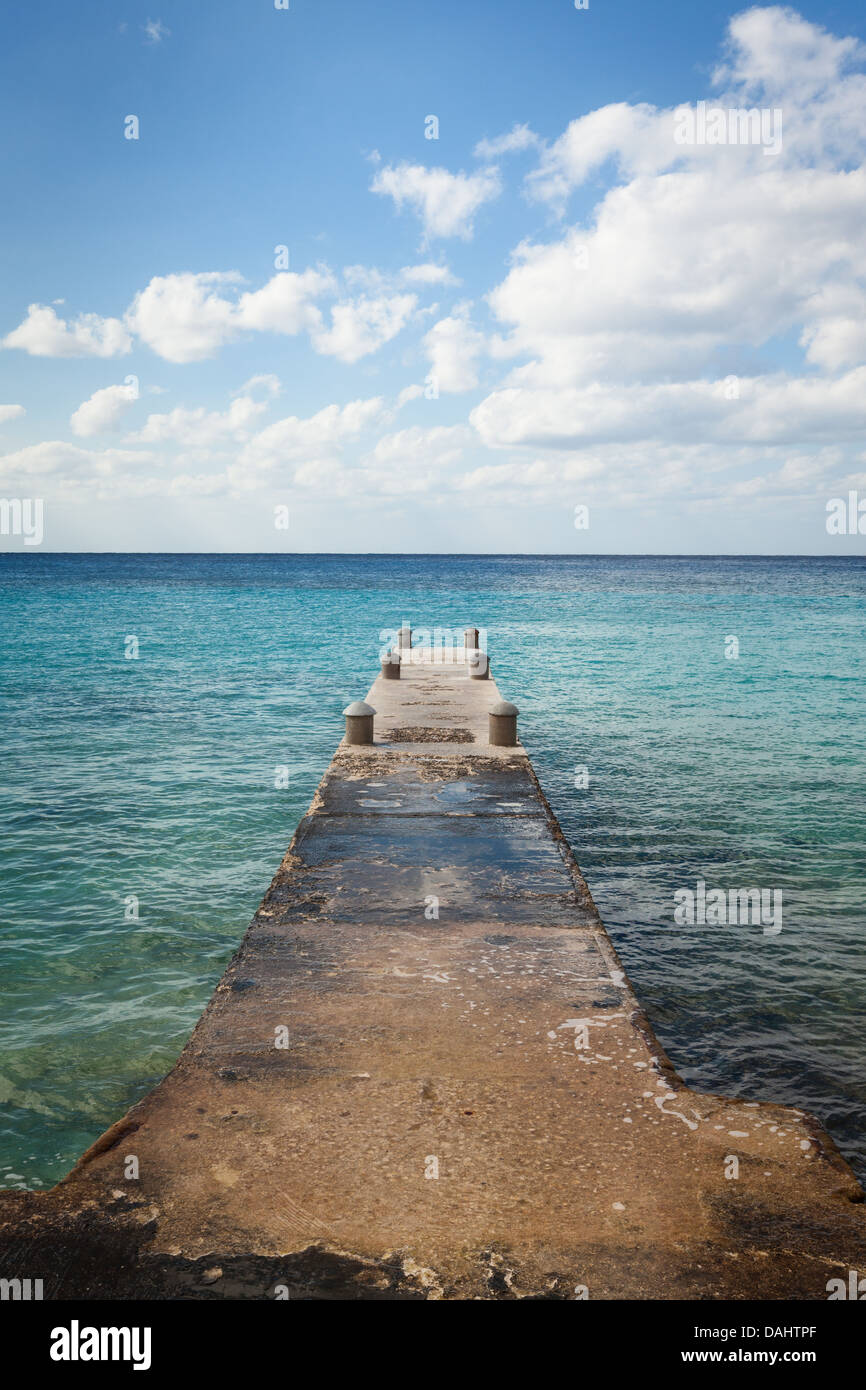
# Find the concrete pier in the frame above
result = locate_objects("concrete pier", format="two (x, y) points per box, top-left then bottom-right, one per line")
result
(1, 640), (863, 1300)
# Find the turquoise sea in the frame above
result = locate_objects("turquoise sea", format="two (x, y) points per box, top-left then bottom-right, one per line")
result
(1, 554), (864, 1187)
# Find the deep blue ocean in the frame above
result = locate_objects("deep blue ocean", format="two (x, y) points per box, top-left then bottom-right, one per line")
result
(1, 554), (864, 1187)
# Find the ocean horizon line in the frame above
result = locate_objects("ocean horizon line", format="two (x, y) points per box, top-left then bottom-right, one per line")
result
(1, 551), (864, 561)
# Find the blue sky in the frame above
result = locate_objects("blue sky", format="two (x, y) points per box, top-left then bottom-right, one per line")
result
(2, 1), (866, 552)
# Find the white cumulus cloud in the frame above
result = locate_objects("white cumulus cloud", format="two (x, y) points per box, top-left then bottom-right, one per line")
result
(128, 393), (269, 448)
(70, 382), (140, 437)
(3, 304), (132, 358)
(424, 307), (484, 392)
(371, 162), (501, 240)
(236, 268), (334, 335)
(235, 396), (386, 485)
(311, 294), (417, 363)
(124, 272), (244, 363)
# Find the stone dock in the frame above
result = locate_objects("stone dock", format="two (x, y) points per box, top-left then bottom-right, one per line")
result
(1, 637), (863, 1300)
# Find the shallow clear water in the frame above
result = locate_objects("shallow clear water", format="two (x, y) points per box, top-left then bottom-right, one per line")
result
(1, 553), (863, 1187)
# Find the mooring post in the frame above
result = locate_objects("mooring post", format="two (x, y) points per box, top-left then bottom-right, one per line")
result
(468, 648), (489, 680)
(381, 650), (401, 680)
(344, 700), (376, 745)
(489, 699), (518, 746)
(464, 626), (479, 650)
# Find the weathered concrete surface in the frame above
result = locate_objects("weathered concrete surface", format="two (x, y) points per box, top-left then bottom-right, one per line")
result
(1, 646), (863, 1300)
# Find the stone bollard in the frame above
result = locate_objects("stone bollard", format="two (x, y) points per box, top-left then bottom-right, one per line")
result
(381, 651), (401, 680)
(398, 625), (412, 651)
(464, 626), (479, 651)
(489, 699), (519, 746)
(468, 649), (489, 680)
(343, 700), (376, 745)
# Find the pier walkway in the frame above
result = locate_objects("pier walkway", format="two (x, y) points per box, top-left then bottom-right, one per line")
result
(1, 638), (863, 1299)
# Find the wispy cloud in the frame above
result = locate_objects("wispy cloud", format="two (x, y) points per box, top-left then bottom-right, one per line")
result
(474, 123), (540, 160)
(142, 18), (170, 45)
